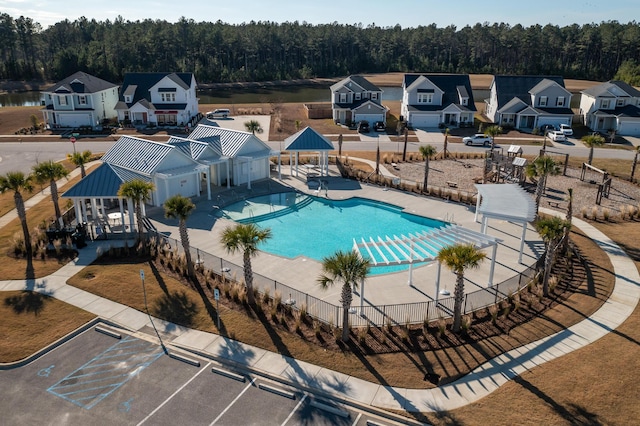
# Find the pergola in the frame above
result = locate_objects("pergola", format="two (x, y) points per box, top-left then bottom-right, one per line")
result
(474, 184), (537, 263)
(282, 126), (334, 177)
(352, 224), (502, 312)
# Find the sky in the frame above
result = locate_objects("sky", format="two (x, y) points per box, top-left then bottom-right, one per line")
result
(1, 0), (638, 29)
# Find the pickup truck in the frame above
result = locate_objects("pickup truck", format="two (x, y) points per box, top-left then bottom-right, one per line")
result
(462, 134), (491, 146)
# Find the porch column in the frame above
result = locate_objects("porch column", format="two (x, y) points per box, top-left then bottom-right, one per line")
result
(81, 199), (88, 223)
(474, 195), (481, 223)
(119, 199), (125, 230)
(226, 159), (230, 189)
(435, 261), (442, 301)
(359, 277), (365, 315)
(518, 222), (527, 264)
(278, 153), (282, 180)
(206, 172), (211, 200)
(247, 158), (252, 190)
(127, 198), (135, 230)
(74, 200), (82, 225)
(488, 243), (498, 287)
(90, 198), (98, 220)
(289, 153), (293, 176)
(482, 216), (488, 234)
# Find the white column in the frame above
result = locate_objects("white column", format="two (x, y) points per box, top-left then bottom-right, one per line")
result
(488, 243), (498, 287)
(295, 152), (299, 177)
(407, 239), (413, 286)
(74, 200), (82, 225)
(359, 277), (365, 315)
(90, 198), (98, 220)
(435, 261), (442, 301)
(127, 198), (135, 229)
(119, 199), (125, 229)
(482, 216), (488, 234)
(474, 194), (481, 223)
(81, 199), (88, 223)
(226, 160), (230, 189)
(247, 159), (252, 190)
(278, 153), (282, 180)
(289, 153), (293, 176)
(518, 222), (527, 264)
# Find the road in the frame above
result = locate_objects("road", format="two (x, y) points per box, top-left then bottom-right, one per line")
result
(0, 133), (637, 176)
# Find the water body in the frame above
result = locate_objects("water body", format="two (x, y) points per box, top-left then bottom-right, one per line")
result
(0, 91), (43, 107)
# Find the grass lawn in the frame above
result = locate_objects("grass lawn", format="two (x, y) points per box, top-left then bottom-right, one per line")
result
(0, 290), (96, 362)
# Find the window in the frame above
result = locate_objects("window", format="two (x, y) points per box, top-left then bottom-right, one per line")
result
(339, 93), (347, 103)
(78, 95), (87, 105)
(556, 96), (565, 107)
(601, 99), (610, 109)
(539, 96), (547, 107)
(371, 93), (378, 100)
(355, 93), (361, 100)
(617, 99), (625, 107)
(418, 93), (433, 104)
(461, 98), (468, 106)
(161, 93), (176, 102)
(58, 95), (67, 106)
(125, 95), (132, 103)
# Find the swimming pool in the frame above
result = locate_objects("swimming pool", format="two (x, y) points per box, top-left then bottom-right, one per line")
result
(214, 193), (448, 274)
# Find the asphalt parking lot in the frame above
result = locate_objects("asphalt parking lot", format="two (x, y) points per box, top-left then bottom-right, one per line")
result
(0, 326), (413, 425)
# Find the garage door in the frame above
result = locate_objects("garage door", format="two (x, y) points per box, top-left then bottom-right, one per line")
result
(354, 113), (384, 124)
(410, 114), (440, 128)
(617, 121), (640, 136)
(57, 113), (92, 128)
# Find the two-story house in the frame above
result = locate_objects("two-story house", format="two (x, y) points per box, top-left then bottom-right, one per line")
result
(579, 80), (640, 136)
(330, 75), (387, 126)
(115, 72), (199, 127)
(401, 74), (476, 128)
(485, 76), (573, 131)
(41, 71), (119, 129)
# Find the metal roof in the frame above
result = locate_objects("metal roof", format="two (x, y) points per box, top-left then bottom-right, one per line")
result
(188, 124), (259, 157)
(61, 163), (149, 199)
(475, 184), (536, 223)
(101, 136), (175, 175)
(284, 127), (334, 151)
(353, 224), (501, 267)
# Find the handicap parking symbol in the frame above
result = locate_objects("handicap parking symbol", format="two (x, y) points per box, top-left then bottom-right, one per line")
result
(118, 397), (134, 413)
(37, 365), (55, 377)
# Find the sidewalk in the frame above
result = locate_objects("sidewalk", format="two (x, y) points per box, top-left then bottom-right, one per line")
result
(1, 188), (638, 414)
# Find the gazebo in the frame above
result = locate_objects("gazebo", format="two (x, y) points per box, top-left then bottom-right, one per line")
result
(474, 184), (537, 263)
(282, 126), (334, 177)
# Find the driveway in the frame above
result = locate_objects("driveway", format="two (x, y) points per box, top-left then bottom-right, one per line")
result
(202, 115), (271, 142)
(413, 128), (445, 144)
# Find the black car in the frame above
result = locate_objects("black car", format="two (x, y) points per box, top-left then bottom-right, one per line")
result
(357, 120), (370, 133)
(373, 121), (386, 132)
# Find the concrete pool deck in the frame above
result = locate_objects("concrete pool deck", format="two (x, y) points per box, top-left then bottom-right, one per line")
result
(145, 164), (543, 309)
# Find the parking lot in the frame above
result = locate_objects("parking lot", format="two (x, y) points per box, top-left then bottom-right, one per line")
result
(0, 326), (413, 425)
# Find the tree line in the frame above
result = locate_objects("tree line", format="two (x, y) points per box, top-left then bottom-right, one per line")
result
(1, 14), (639, 85)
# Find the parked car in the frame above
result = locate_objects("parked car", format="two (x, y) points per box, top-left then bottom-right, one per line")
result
(540, 124), (558, 134)
(357, 120), (370, 133)
(373, 121), (385, 132)
(206, 108), (230, 119)
(559, 124), (573, 136)
(547, 130), (567, 142)
(462, 134), (491, 146)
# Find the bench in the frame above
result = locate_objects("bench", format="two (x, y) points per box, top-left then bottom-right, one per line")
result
(548, 201), (561, 208)
(446, 181), (458, 188)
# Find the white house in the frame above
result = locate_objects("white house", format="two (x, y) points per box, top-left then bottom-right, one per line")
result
(115, 72), (199, 128)
(401, 74), (476, 128)
(40, 71), (119, 129)
(330, 75), (387, 125)
(579, 80), (640, 136)
(485, 75), (573, 131)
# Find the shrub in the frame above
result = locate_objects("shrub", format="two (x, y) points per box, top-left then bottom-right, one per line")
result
(488, 304), (499, 325)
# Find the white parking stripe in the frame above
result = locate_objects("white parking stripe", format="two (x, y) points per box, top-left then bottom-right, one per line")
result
(280, 393), (308, 426)
(351, 412), (362, 426)
(137, 362), (211, 426)
(209, 378), (256, 425)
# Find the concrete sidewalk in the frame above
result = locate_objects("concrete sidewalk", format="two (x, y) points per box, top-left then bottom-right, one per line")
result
(1, 208), (638, 413)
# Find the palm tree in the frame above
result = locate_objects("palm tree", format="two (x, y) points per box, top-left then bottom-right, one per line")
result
(437, 243), (486, 333)
(581, 134), (605, 165)
(536, 216), (570, 297)
(67, 150), (92, 178)
(244, 120), (263, 135)
(484, 125), (503, 153)
(419, 145), (437, 191)
(0, 172), (34, 256)
(220, 223), (272, 305)
(164, 195), (196, 279)
(32, 160), (69, 228)
(318, 250), (370, 342)
(526, 156), (561, 215)
(117, 179), (155, 241)
(442, 128), (450, 159)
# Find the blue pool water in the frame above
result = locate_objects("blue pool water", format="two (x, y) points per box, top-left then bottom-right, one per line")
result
(215, 193), (447, 274)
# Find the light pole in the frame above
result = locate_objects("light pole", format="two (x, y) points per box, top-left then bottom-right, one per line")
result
(140, 269), (167, 354)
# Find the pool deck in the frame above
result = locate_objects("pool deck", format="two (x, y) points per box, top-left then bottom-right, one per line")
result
(146, 165), (543, 309)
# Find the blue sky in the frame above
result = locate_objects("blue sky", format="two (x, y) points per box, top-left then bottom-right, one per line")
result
(2, 0), (638, 29)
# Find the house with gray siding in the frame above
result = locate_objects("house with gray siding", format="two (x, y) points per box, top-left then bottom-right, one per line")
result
(579, 80), (640, 136)
(330, 75), (387, 126)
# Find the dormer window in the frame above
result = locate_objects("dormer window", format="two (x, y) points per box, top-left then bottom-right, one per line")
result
(461, 98), (468, 106)
(339, 93), (347, 103)
(355, 93), (361, 100)
(617, 99), (625, 107)
(371, 93), (378, 100)
(539, 96), (547, 107)
(556, 96), (565, 107)
(602, 99), (610, 109)
(125, 95), (132, 103)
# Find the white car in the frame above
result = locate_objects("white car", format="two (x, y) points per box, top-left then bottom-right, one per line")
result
(206, 108), (230, 119)
(547, 130), (567, 142)
(559, 124), (573, 136)
(462, 134), (491, 146)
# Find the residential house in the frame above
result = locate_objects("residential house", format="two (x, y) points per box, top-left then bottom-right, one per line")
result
(330, 75), (387, 126)
(41, 71), (119, 129)
(63, 124), (276, 228)
(579, 80), (640, 136)
(485, 75), (573, 131)
(115, 72), (199, 127)
(401, 74), (476, 128)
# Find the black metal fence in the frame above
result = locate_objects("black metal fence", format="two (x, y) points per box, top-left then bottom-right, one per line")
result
(147, 229), (543, 328)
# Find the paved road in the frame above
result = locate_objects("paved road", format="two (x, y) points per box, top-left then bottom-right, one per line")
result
(0, 327), (408, 426)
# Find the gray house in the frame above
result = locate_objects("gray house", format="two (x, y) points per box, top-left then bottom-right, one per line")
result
(330, 75), (387, 126)
(579, 80), (640, 136)
(485, 75), (573, 131)
(401, 74), (476, 128)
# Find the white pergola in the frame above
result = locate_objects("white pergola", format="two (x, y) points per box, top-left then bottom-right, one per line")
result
(352, 224), (502, 312)
(282, 126), (333, 177)
(474, 183), (537, 263)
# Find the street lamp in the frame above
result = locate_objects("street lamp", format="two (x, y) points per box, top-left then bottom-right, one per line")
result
(140, 269), (167, 354)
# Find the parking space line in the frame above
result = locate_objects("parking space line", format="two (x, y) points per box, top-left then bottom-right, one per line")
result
(209, 378), (257, 425)
(136, 361), (211, 426)
(351, 412), (362, 425)
(280, 393), (308, 426)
